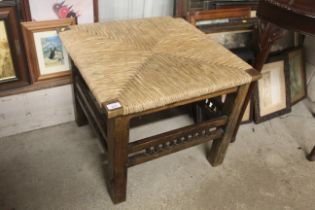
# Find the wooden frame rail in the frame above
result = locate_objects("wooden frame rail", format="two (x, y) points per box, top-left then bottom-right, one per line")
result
(71, 63), (259, 204)
(128, 116), (227, 167)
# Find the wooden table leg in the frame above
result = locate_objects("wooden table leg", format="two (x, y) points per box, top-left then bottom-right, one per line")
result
(208, 84), (250, 166)
(106, 116), (129, 204)
(307, 146), (315, 161)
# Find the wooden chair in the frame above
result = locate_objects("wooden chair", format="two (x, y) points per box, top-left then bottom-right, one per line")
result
(248, 0), (315, 161)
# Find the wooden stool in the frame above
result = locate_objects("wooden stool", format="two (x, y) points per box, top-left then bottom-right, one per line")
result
(60, 17), (260, 204)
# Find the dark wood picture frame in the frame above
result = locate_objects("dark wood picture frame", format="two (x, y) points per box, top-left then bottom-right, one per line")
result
(21, 18), (75, 86)
(187, 7), (251, 26)
(20, 0), (99, 23)
(0, 4), (29, 92)
(286, 47), (306, 105)
(174, 0), (259, 18)
(185, 7), (256, 41)
(254, 55), (291, 123)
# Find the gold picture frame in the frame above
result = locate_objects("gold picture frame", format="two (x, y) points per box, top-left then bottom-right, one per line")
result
(0, 20), (16, 82)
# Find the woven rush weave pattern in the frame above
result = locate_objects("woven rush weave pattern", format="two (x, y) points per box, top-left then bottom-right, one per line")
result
(60, 16), (254, 116)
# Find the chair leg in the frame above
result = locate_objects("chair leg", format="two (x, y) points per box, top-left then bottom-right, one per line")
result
(307, 146), (315, 161)
(208, 84), (250, 166)
(106, 116), (129, 204)
(230, 21), (285, 143)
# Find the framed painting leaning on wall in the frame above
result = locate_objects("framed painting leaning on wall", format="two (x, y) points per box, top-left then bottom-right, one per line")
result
(254, 55), (291, 123)
(21, 18), (75, 85)
(287, 47), (306, 105)
(0, 5), (29, 92)
(0, 20), (16, 82)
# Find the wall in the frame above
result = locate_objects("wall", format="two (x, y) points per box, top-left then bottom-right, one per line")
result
(0, 85), (74, 137)
(0, 1), (174, 138)
(99, 0), (174, 21)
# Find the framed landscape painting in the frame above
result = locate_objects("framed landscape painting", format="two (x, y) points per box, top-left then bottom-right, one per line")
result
(21, 18), (75, 84)
(0, 6), (29, 93)
(0, 20), (16, 82)
(287, 48), (306, 105)
(33, 30), (70, 76)
(254, 55), (291, 123)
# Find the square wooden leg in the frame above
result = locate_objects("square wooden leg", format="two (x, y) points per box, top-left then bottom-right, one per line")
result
(106, 116), (129, 204)
(208, 84), (250, 166)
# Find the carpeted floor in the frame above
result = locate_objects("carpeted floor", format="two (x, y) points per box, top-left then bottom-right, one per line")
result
(0, 101), (314, 210)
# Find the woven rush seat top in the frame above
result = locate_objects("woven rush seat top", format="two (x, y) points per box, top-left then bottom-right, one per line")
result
(60, 16), (255, 116)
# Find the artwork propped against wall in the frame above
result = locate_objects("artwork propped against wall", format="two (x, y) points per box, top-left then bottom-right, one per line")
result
(286, 47), (306, 105)
(22, 0), (98, 24)
(21, 18), (75, 86)
(0, 5), (29, 93)
(0, 20), (16, 82)
(254, 55), (291, 123)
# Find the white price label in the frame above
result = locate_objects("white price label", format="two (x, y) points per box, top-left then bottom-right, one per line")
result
(106, 102), (122, 110)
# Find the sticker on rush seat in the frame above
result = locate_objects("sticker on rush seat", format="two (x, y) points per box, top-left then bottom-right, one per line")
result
(106, 102), (122, 110)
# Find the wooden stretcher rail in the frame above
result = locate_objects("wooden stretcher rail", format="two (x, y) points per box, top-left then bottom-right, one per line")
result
(128, 128), (224, 167)
(128, 115), (227, 154)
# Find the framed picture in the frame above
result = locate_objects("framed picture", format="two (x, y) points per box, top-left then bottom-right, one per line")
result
(21, 0), (98, 24)
(186, 7), (252, 28)
(185, 7), (256, 51)
(287, 48), (306, 105)
(0, 5), (29, 92)
(254, 55), (291, 123)
(208, 30), (253, 49)
(174, 0), (259, 18)
(0, 18), (16, 82)
(270, 30), (295, 53)
(21, 18), (75, 84)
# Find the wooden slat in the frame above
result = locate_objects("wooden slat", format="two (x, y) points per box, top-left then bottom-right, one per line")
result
(128, 115), (227, 154)
(128, 128), (224, 167)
